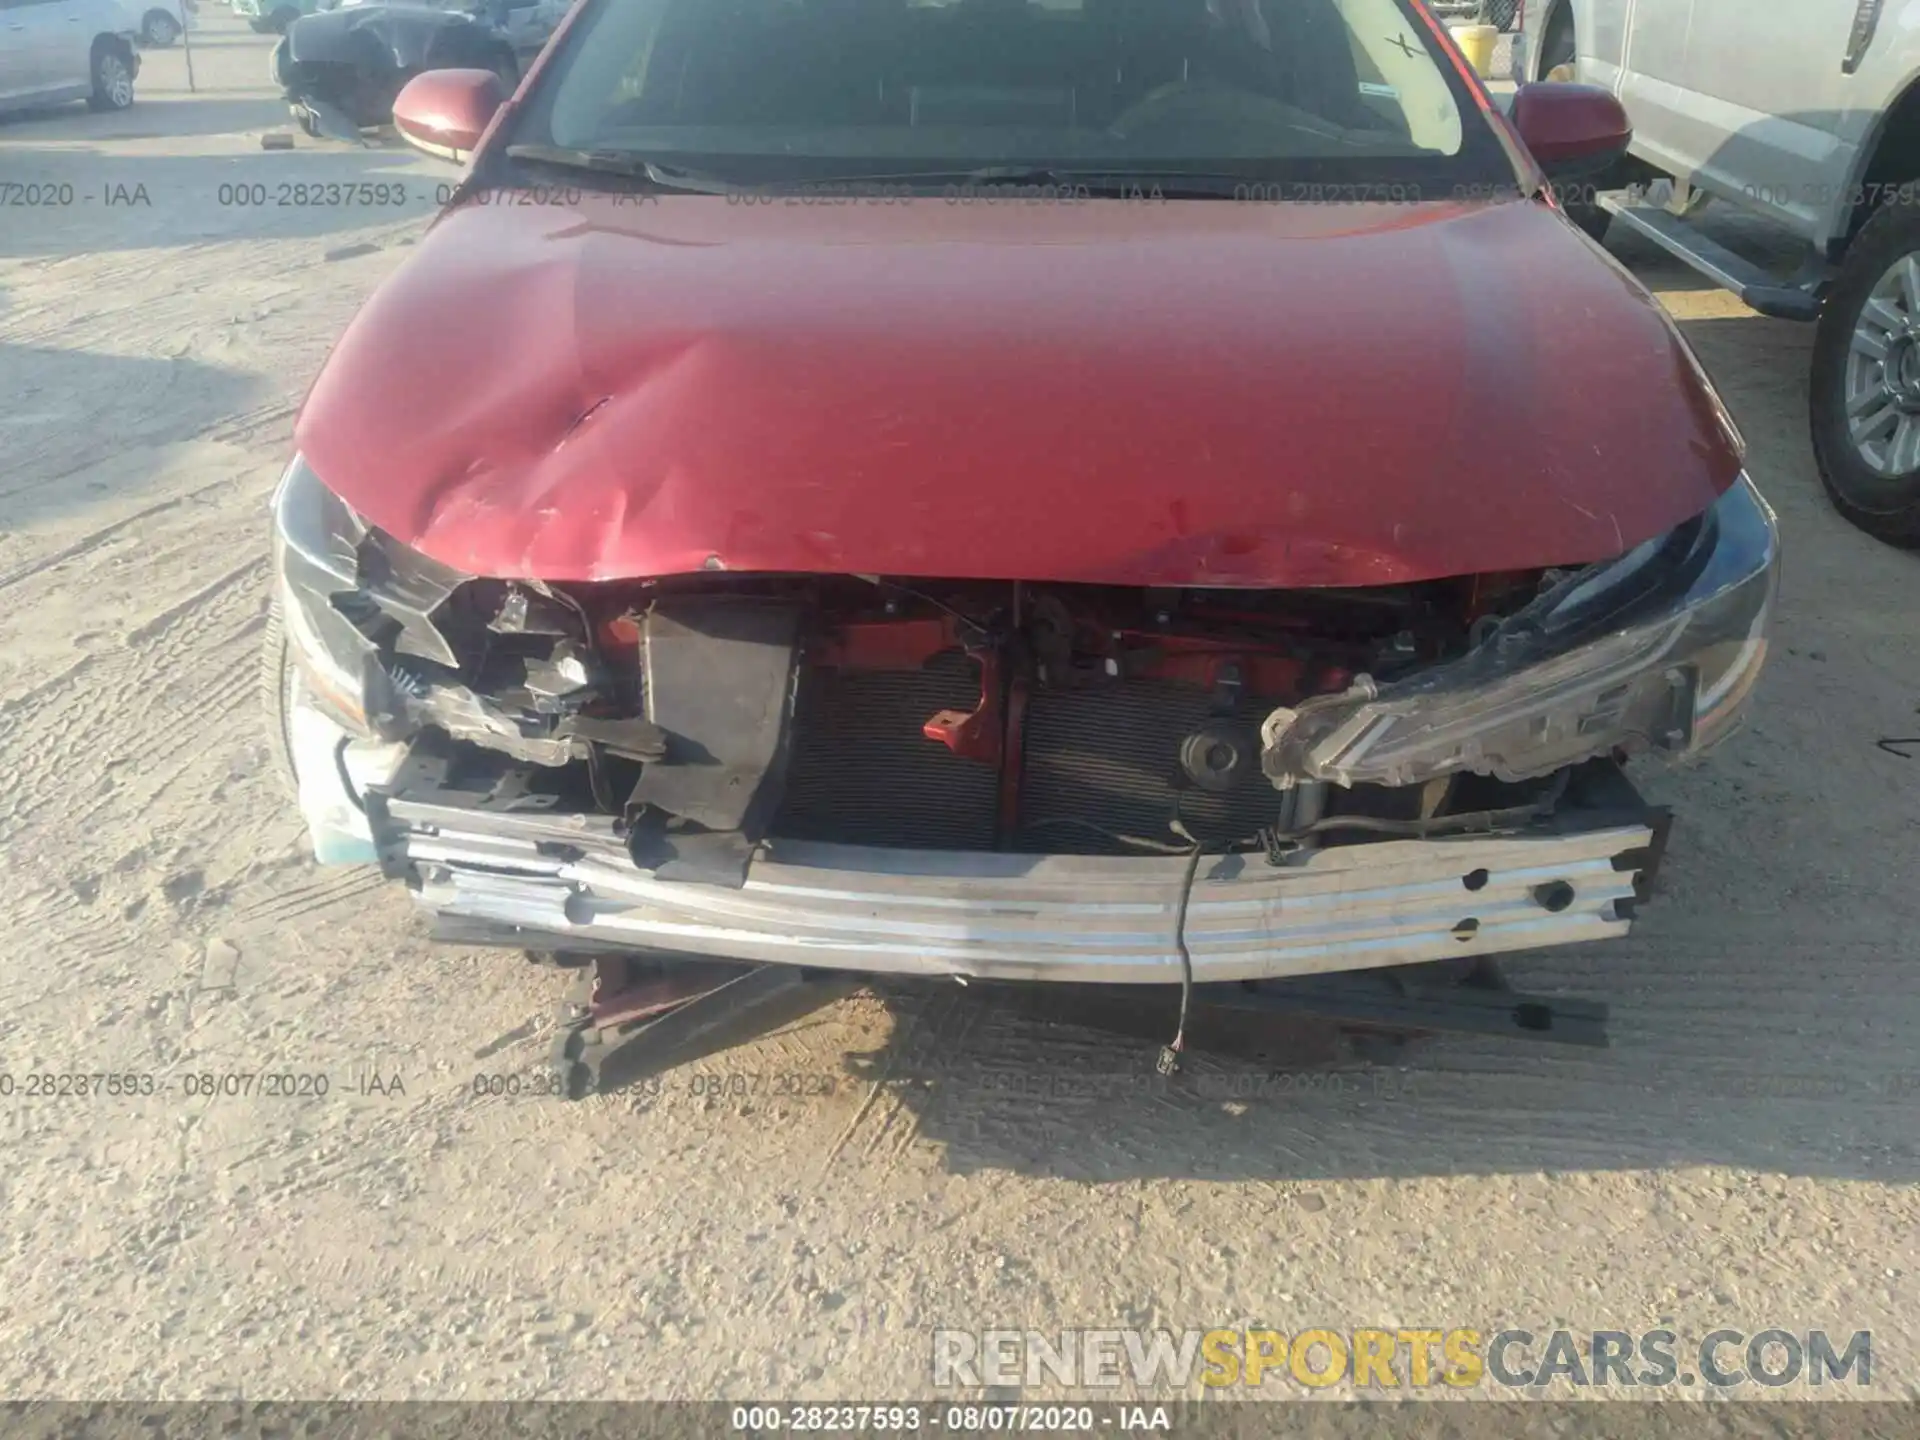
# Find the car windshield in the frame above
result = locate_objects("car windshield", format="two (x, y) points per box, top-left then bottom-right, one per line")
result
(508, 0), (1516, 193)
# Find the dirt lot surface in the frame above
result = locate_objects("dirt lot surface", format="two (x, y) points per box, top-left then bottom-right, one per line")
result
(1, 12), (1917, 1410)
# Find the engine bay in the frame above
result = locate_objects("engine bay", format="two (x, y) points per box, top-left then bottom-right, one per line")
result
(355, 567), (1564, 863)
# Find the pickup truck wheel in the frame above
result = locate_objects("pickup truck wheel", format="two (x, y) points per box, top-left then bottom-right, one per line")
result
(1812, 198), (1920, 546)
(1540, 9), (1576, 81)
(1536, 17), (1611, 240)
(1553, 181), (1613, 242)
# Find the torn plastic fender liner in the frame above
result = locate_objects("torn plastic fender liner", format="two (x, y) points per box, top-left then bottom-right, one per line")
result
(626, 599), (803, 886)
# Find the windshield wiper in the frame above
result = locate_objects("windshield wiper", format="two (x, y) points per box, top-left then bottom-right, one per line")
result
(768, 165), (1254, 198)
(968, 165), (1237, 190)
(498, 152), (1399, 201)
(501, 144), (737, 194)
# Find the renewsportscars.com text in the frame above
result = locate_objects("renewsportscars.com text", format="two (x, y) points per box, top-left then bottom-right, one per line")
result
(932, 1327), (1872, 1391)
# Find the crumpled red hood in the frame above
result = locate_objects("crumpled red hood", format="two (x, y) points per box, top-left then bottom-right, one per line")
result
(296, 194), (1740, 586)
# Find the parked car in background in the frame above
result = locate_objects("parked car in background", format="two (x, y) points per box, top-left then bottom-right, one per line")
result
(232, 0), (316, 34)
(122, 0), (189, 45)
(270, 3), (517, 137)
(320, 0), (562, 55)
(464, 0), (561, 55)
(265, 0), (549, 117)
(1519, 0), (1920, 545)
(263, 0), (1778, 1096)
(0, 0), (139, 113)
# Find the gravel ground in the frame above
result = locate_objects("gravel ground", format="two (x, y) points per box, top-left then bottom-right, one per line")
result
(0, 11), (1917, 1410)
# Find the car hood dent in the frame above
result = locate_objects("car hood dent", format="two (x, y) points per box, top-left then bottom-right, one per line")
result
(295, 196), (1741, 585)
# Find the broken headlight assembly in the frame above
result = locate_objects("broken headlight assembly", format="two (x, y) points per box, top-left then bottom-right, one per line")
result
(270, 454), (468, 741)
(1262, 474), (1780, 789)
(272, 456), (666, 767)
(272, 454), (382, 736)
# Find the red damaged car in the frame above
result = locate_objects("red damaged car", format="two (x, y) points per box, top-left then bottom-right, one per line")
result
(267, 0), (1778, 1094)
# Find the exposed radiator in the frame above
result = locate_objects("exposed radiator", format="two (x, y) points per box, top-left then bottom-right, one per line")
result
(774, 650), (998, 850)
(1017, 680), (1289, 854)
(772, 651), (1289, 854)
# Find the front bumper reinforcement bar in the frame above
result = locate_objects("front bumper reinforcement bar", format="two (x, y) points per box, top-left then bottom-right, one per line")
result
(378, 758), (1659, 988)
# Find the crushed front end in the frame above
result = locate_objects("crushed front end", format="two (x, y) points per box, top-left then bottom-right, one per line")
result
(269, 458), (1777, 989)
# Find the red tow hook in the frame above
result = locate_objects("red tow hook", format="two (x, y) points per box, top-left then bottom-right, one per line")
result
(921, 644), (1003, 765)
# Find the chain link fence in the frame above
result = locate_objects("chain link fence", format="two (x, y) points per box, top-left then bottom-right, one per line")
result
(1426, 0), (1520, 82)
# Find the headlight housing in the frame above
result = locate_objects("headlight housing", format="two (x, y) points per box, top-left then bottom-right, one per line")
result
(272, 455), (382, 736)
(1262, 474), (1780, 789)
(270, 455), (468, 739)
(270, 456), (636, 766)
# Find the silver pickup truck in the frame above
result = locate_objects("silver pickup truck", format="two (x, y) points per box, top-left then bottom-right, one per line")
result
(1516, 0), (1920, 546)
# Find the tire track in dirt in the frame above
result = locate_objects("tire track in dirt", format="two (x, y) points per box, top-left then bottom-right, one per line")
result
(0, 653), (97, 717)
(229, 868), (389, 924)
(21, 1081), (476, 1300)
(1, 247), (394, 348)
(227, 869), (392, 933)
(0, 567), (268, 852)
(200, 1086), (469, 1212)
(126, 555), (266, 645)
(862, 989), (988, 1171)
(0, 879), (139, 1003)
(812, 988), (969, 1185)
(200, 398), (300, 448)
(0, 474), (252, 591)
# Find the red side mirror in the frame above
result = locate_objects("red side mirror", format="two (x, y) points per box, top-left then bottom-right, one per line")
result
(392, 69), (507, 163)
(1508, 81), (1632, 172)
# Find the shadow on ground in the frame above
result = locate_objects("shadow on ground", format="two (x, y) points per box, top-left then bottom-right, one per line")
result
(0, 340), (264, 538)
